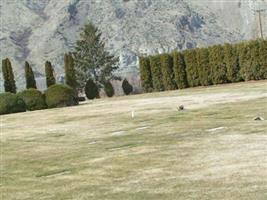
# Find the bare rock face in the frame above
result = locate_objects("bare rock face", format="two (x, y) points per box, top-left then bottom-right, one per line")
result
(0, 0), (266, 92)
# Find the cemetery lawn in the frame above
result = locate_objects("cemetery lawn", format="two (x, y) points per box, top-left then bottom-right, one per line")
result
(1, 80), (267, 200)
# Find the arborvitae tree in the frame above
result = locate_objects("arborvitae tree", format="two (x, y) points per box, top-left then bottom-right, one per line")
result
(122, 78), (133, 95)
(172, 51), (188, 89)
(209, 45), (228, 84)
(224, 43), (240, 82)
(160, 54), (177, 90)
(73, 22), (119, 91)
(139, 56), (153, 92)
(149, 55), (164, 91)
(104, 81), (114, 97)
(184, 49), (200, 87)
(250, 40), (264, 80)
(64, 53), (77, 91)
(85, 79), (99, 99)
(2, 58), (16, 93)
(45, 61), (56, 88)
(25, 61), (37, 89)
(196, 48), (212, 86)
(258, 39), (267, 79)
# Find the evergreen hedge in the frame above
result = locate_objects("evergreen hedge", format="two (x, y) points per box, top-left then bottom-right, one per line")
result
(0, 93), (26, 115)
(139, 39), (266, 92)
(18, 89), (47, 111)
(139, 57), (153, 92)
(122, 78), (133, 95)
(85, 79), (99, 100)
(160, 54), (177, 90)
(45, 84), (78, 108)
(104, 81), (114, 97)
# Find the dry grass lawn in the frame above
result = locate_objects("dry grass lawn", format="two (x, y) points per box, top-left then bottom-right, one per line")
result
(1, 81), (267, 200)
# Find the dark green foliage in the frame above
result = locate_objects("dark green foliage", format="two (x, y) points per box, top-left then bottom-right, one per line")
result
(149, 55), (164, 91)
(0, 92), (26, 115)
(18, 89), (47, 111)
(122, 78), (133, 95)
(224, 44), (240, 82)
(139, 39), (266, 93)
(209, 45), (228, 84)
(172, 52), (188, 89)
(73, 22), (119, 90)
(104, 81), (114, 97)
(258, 39), (267, 79)
(196, 48), (212, 86)
(85, 79), (99, 100)
(184, 49), (200, 87)
(160, 54), (177, 90)
(64, 53), (77, 91)
(139, 56), (153, 92)
(25, 61), (37, 89)
(2, 58), (16, 93)
(45, 61), (56, 88)
(45, 84), (78, 108)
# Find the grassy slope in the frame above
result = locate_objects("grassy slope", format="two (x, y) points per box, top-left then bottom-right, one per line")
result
(1, 81), (267, 200)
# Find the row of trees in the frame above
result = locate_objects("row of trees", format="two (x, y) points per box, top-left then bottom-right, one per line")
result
(2, 22), (134, 99)
(139, 39), (267, 92)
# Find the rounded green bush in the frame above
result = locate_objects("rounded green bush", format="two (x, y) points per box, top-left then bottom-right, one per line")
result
(45, 84), (78, 108)
(104, 81), (114, 97)
(0, 92), (26, 115)
(18, 89), (47, 111)
(122, 79), (133, 95)
(85, 79), (99, 100)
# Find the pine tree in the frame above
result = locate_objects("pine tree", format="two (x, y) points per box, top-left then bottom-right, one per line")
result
(172, 51), (188, 89)
(64, 53), (77, 90)
(139, 56), (153, 92)
(224, 43), (240, 82)
(25, 61), (37, 89)
(184, 49), (200, 87)
(149, 55), (164, 91)
(45, 61), (56, 88)
(2, 58), (16, 93)
(196, 48), (211, 86)
(209, 45), (228, 84)
(73, 22), (119, 90)
(160, 54), (177, 90)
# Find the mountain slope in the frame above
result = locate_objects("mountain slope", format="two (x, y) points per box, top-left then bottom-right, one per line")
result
(0, 0), (266, 91)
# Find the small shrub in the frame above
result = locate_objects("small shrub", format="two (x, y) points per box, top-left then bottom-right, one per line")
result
(104, 81), (114, 97)
(85, 79), (99, 100)
(0, 92), (26, 115)
(45, 84), (78, 108)
(18, 89), (47, 111)
(122, 79), (133, 95)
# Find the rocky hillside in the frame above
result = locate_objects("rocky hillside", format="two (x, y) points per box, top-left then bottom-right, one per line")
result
(0, 0), (266, 92)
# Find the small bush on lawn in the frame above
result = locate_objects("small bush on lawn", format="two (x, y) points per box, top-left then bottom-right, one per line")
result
(85, 79), (99, 100)
(18, 89), (47, 111)
(104, 81), (114, 97)
(122, 78), (133, 95)
(45, 84), (78, 108)
(0, 92), (26, 115)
